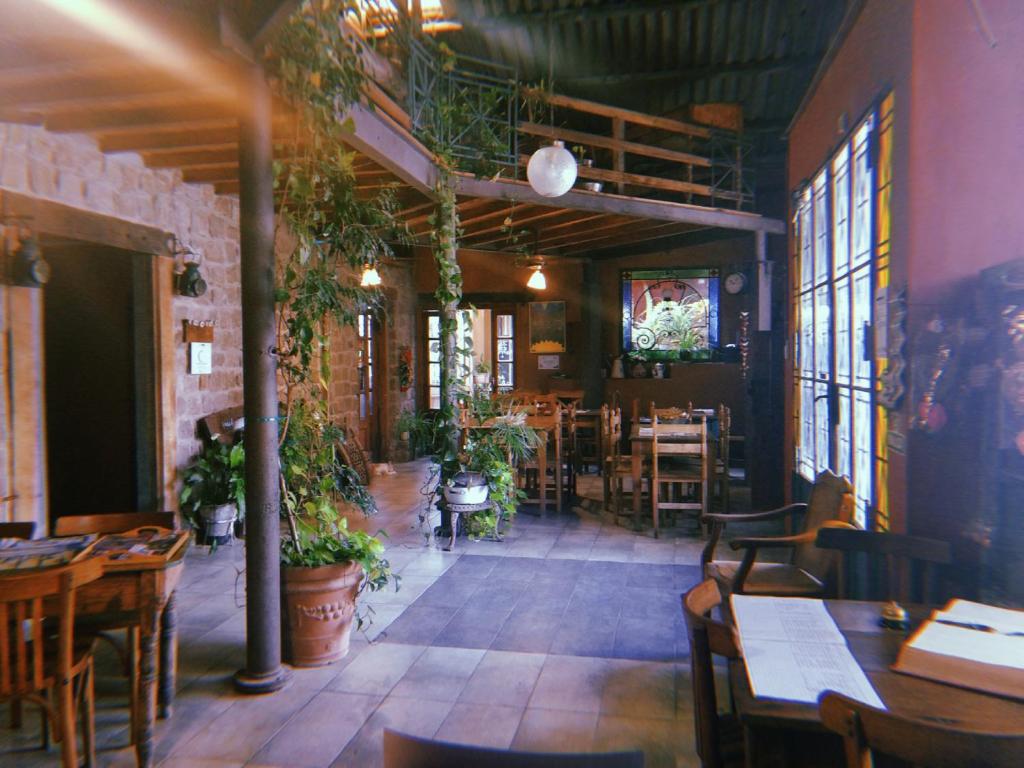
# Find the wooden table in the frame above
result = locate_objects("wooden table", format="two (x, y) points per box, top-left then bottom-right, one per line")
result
(730, 600), (1024, 767)
(628, 417), (715, 530)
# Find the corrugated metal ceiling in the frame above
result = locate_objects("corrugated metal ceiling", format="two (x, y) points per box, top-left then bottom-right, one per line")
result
(440, 0), (848, 134)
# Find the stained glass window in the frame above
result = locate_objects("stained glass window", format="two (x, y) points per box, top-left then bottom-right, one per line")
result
(792, 95), (892, 530)
(621, 269), (719, 357)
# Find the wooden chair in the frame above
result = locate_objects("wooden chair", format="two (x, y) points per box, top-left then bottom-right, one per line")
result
(53, 511), (176, 537)
(650, 407), (708, 538)
(712, 405), (731, 513)
(383, 729), (644, 767)
(518, 407), (563, 512)
(0, 521), (35, 539)
(1, 558), (105, 768)
(814, 526), (952, 603)
(701, 469), (855, 597)
(601, 405), (638, 524)
(819, 692), (1024, 768)
(552, 388), (585, 407)
(682, 580), (744, 768)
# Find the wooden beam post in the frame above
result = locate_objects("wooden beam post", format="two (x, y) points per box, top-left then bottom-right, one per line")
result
(233, 62), (289, 695)
(612, 117), (625, 195)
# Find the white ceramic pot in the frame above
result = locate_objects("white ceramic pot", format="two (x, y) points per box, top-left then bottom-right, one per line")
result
(443, 472), (488, 506)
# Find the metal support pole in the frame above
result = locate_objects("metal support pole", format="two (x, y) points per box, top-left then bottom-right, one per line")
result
(234, 62), (289, 694)
(756, 230), (772, 332)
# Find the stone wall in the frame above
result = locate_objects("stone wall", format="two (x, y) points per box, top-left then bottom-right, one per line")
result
(0, 123), (243, 518)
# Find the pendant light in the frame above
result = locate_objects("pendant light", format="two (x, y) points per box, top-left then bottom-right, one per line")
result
(526, 263), (547, 290)
(360, 263), (382, 287)
(527, 140), (577, 198)
(525, 17), (577, 198)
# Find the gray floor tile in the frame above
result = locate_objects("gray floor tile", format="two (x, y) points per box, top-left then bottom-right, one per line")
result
(378, 605), (456, 646)
(331, 695), (454, 767)
(389, 646), (485, 702)
(251, 691), (381, 767)
(434, 702), (525, 749)
(528, 656), (610, 713)
(458, 650), (547, 707)
(327, 642), (426, 696)
(512, 708), (598, 753)
(432, 606), (510, 649)
(490, 609), (562, 654)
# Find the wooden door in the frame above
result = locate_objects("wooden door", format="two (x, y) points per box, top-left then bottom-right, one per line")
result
(357, 313), (385, 461)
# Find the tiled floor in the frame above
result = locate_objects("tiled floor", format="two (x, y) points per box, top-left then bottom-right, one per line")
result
(1, 461), (761, 768)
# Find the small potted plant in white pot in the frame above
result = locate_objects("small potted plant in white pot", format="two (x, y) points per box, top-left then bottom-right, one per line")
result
(179, 437), (245, 547)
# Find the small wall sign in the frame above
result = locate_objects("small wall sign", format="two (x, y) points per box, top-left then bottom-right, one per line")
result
(538, 355), (560, 370)
(190, 342), (212, 375)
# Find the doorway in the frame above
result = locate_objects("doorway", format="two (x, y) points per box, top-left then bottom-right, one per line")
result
(357, 312), (385, 460)
(43, 241), (158, 527)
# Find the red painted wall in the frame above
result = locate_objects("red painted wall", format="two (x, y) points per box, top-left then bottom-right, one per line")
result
(787, 0), (1024, 560)
(786, 0), (914, 529)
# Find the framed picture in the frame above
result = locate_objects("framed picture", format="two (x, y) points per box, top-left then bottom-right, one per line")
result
(529, 301), (566, 353)
(538, 355), (560, 370)
(621, 268), (719, 355)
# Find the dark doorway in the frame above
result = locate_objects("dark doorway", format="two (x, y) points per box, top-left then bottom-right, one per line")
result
(43, 242), (157, 529)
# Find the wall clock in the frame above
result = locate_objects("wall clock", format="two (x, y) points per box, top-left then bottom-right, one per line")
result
(724, 271), (747, 294)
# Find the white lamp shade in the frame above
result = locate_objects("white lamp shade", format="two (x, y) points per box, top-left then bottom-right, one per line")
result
(527, 141), (577, 198)
(360, 265), (382, 287)
(526, 267), (547, 290)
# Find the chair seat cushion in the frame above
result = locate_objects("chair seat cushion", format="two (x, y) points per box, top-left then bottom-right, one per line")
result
(706, 561), (824, 596)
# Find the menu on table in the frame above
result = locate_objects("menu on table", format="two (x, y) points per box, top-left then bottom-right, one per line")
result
(731, 594), (885, 709)
(0, 534), (98, 571)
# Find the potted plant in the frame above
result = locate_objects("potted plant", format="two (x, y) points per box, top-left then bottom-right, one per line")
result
(278, 400), (396, 666)
(179, 437), (245, 547)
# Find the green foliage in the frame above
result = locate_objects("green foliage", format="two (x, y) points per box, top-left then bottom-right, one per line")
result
(278, 400), (395, 595)
(178, 439), (245, 530)
(264, 2), (402, 597)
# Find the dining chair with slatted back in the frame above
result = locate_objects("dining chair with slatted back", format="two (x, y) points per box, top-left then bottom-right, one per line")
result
(384, 729), (645, 767)
(682, 580), (743, 768)
(702, 469), (856, 598)
(601, 405), (635, 523)
(814, 526), (952, 603)
(53, 511), (176, 537)
(0, 522), (35, 539)
(650, 406), (708, 538)
(1, 557), (105, 768)
(819, 692), (1024, 768)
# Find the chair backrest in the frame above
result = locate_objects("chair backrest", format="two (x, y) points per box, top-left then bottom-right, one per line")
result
(790, 470), (856, 581)
(0, 522), (35, 539)
(682, 580), (740, 768)
(54, 511), (176, 537)
(553, 389), (585, 407)
(0, 557), (104, 698)
(383, 729), (644, 768)
(815, 526), (952, 602)
(716, 404), (731, 468)
(601, 405), (623, 462)
(651, 408), (707, 462)
(819, 692), (1024, 768)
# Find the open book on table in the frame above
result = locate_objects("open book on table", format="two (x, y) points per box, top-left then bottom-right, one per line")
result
(893, 599), (1024, 700)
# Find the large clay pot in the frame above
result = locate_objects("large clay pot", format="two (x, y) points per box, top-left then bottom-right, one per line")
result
(281, 560), (363, 667)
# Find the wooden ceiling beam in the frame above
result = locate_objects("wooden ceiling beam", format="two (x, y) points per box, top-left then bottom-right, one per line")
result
(181, 164), (238, 183)
(536, 216), (650, 249)
(97, 123), (241, 152)
(464, 208), (583, 246)
(558, 222), (696, 254)
(560, 55), (820, 88)
(519, 121), (711, 168)
(44, 102), (239, 133)
(0, 55), (149, 88)
(463, 0), (714, 27)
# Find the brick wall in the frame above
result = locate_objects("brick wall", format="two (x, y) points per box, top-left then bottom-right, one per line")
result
(0, 123), (243, 494)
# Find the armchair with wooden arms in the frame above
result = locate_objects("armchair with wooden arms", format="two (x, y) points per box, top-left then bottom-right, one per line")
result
(700, 469), (855, 598)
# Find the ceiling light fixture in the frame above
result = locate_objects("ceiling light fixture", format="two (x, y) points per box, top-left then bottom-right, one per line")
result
(360, 263), (382, 287)
(526, 264), (547, 291)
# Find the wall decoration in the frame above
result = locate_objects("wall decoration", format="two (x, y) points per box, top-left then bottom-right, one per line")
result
(529, 301), (566, 353)
(538, 355), (560, 370)
(738, 311), (750, 380)
(398, 346), (412, 392)
(621, 268), (719, 355)
(878, 286), (907, 410)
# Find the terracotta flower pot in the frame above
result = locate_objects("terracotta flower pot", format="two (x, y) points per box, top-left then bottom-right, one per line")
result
(281, 560), (363, 667)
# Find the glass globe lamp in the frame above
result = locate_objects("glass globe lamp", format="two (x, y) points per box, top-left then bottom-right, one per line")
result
(526, 140), (577, 198)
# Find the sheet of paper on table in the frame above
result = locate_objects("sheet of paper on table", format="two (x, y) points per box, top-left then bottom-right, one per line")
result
(732, 595), (885, 709)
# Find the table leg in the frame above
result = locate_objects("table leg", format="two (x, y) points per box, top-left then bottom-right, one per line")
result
(538, 438), (548, 515)
(134, 607), (161, 768)
(632, 448), (642, 531)
(158, 593), (178, 719)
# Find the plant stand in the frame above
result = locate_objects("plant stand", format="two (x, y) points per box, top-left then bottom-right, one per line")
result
(436, 500), (495, 551)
